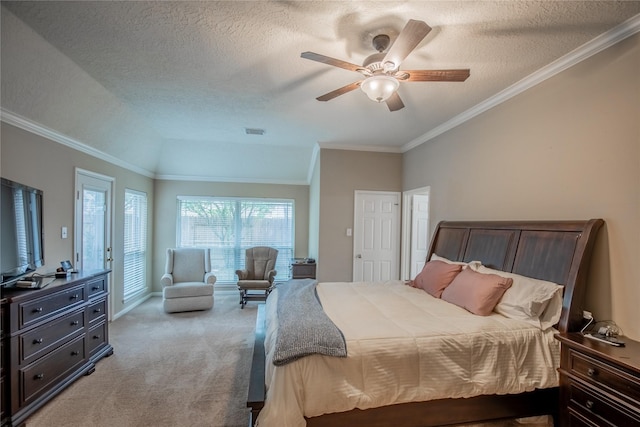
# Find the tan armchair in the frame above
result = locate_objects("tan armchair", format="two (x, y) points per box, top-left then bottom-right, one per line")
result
(236, 246), (278, 308)
(161, 248), (216, 313)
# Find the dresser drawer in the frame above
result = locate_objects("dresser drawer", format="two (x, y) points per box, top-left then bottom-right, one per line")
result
(20, 335), (86, 404)
(567, 379), (640, 426)
(87, 299), (106, 324)
(567, 411), (599, 427)
(19, 285), (85, 329)
(0, 374), (5, 422)
(569, 349), (640, 408)
(88, 322), (107, 359)
(20, 310), (85, 364)
(87, 276), (107, 298)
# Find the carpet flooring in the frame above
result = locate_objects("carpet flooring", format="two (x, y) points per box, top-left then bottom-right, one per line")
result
(25, 292), (257, 427)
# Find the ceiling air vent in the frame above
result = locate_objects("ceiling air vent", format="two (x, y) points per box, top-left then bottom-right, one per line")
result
(245, 128), (265, 135)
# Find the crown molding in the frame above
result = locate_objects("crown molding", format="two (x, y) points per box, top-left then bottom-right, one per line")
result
(1, 108), (156, 178)
(402, 13), (640, 152)
(317, 141), (402, 153)
(154, 173), (308, 186)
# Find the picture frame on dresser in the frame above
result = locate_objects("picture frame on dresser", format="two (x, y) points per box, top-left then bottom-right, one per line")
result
(1, 270), (113, 427)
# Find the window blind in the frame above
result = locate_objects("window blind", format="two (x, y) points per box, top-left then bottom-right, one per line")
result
(123, 189), (148, 301)
(177, 197), (294, 283)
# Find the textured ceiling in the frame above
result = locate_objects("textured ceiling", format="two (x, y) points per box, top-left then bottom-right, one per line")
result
(2, 1), (639, 183)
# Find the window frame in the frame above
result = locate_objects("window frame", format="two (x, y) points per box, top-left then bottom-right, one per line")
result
(176, 196), (295, 284)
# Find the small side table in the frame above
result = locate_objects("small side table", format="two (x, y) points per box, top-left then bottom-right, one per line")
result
(291, 262), (316, 279)
(555, 332), (640, 426)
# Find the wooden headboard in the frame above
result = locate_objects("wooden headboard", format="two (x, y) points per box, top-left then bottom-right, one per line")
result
(428, 219), (604, 333)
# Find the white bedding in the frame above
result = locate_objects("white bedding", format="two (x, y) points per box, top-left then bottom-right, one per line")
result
(256, 280), (561, 427)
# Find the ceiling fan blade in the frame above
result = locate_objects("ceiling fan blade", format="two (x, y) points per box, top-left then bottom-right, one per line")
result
(386, 92), (405, 112)
(316, 81), (362, 102)
(399, 69), (470, 82)
(301, 51), (365, 73)
(382, 20), (432, 69)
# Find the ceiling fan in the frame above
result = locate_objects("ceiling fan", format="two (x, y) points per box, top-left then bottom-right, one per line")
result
(301, 19), (470, 112)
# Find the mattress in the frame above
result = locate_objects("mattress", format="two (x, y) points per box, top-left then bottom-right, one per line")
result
(256, 280), (561, 427)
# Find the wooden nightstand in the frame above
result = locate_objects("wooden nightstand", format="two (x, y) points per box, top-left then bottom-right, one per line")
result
(555, 332), (640, 426)
(291, 262), (316, 279)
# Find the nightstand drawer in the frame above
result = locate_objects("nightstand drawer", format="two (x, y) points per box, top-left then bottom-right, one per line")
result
(569, 349), (640, 407)
(567, 380), (640, 426)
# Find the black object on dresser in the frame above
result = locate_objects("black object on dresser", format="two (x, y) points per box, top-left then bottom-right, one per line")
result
(1, 270), (113, 427)
(556, 332), (640, 426)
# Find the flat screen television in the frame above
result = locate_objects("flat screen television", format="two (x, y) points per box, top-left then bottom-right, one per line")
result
(1, 177), (44, 287)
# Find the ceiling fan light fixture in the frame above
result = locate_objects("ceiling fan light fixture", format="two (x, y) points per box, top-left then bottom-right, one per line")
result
(360, 75), (399, 103)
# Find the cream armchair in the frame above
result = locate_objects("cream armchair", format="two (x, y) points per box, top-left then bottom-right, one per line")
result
(161, 248), (216, 313)
(236, 246), (278, 308)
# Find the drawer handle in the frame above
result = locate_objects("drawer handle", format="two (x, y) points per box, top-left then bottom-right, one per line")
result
(92, 286), (100, 291)
(93, 308), (102, 313)
(71, 320), (79, 326)
(93, 335), (101, 340)
(70, 294), (80, 300)
(34, 373), (44, 380)
(585, 400), (594, 410)
(587, 368), (598, 377)
(32, 307), (43, 313)
(32, 338), (44, 344)
(71, 350), (80, 356)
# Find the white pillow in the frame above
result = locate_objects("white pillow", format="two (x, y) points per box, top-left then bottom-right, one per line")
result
(430, 253), (481, 269)
(468, 264), (564, 330)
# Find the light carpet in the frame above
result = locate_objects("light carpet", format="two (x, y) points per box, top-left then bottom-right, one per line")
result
(25, 292), (257, 427)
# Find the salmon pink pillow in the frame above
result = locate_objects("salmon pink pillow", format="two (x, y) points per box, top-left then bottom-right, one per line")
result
(441, 268), (513, 316)
(413, 260), (463, 298)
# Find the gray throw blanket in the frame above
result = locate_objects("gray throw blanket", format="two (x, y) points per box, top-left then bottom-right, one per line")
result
(272, 279), (347, 366)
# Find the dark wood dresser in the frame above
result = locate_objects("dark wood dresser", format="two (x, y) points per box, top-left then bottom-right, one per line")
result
(0, 270), (113, 426)
(1, 298), (6, 427)
(291, 262), (316, 279)
(556, 332), (640, 426)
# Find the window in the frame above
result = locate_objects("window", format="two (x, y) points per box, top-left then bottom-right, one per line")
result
(177, 197), (294, 283)
(123, 189), (148, 301)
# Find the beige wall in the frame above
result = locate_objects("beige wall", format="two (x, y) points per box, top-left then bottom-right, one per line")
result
(152, 180), (309, 291)
(0, 123), (155, 316)
(403, 34), (640, 340)
(317, 149), (403, 282)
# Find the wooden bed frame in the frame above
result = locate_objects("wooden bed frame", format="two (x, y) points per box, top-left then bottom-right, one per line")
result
(247, 219), (604, 427)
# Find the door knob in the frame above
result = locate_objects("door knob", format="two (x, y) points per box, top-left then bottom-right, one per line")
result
(355, 254), (362, 259)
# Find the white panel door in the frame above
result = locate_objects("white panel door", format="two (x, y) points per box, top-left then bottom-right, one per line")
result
(353, 191), (400, 282)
